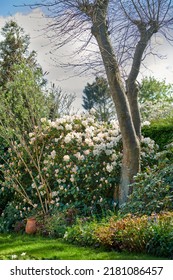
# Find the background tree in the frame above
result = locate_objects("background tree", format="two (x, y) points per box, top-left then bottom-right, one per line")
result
(82, 76), (116, 121)
(48, 84), (76, 120)
(29, 0), (173, 205)
(0, 21), (49, 135)
(139, 76), (173, 122)
(139, 76), (173, 104)
(0, 63), (49, 134)
(0, 20), (41, 89)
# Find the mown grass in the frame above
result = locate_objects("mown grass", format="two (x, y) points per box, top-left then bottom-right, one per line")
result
(0, 234), (168, 260)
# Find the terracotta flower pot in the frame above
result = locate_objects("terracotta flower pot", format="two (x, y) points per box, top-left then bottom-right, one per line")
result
(25, 217), (37, 234)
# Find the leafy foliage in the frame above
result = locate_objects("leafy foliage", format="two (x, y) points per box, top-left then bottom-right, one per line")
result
(142, 120), (173, 150)
(139, 77), (173, 122)
(64, 219), (100, 246)
(0, 113), (158, 222)
(0, 20), (46, 89)
(64, 212), (173, 258)
(0, 63), (49, 135)
(146, 213), (173, 258)
(121, 163), (173, 215)
(0, 202), (22, 233)
(0, 137), (14, 215)
(139, 76), (173, 103)
(0, 20), (49, 137)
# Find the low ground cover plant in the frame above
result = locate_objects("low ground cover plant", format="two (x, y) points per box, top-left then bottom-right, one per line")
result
(64, 212), (173, 259)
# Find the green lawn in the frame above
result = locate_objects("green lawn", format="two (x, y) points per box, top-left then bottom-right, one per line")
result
(0, 234), (168, 260)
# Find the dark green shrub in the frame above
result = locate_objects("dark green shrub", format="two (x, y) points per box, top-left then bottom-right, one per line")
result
(146, 212), (173, 258)
(0, 137), (14, 214)
(142, 120), (173, 150)
(121, 164), (173, 215)
(0, 202), (22, 233)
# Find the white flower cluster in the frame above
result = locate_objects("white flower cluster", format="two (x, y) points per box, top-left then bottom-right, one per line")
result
(141, 136), (156, 151)
(3, 112), (159, 217)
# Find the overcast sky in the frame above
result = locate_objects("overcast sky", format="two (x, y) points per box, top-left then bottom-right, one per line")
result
(0, 0), (173, 111)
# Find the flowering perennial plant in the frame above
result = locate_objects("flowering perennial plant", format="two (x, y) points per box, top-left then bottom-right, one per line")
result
(0, 113), (158, 218)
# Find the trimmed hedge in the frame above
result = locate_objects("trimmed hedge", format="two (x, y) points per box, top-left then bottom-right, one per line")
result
(142, 120), (173, 150)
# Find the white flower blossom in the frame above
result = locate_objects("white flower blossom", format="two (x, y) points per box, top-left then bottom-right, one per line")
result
(142, 120), (150, 126)
(65, 124), (72, 130)
(83, 149), (90, 155)
(111, 153), (117, 161)
(71, 166), (78, 173)
(82, 120), (88, 126)
(70, 176), (75, 183)
(106, 164), (114, 173)
(51, 191), (58, 197)
(85, 138), (94, 146)
(74, 152), (84, 160)
(40, 118), (47, 123)
(64, 135), (72, 143)
(57, 125), (64, 130)
(51, 150), (56, 159)
(105, 149), (113, 156)
(29, 132), (35, 138)
(11, 255), (17, 259)
(90, 108), (96, 115)
(63, 155), (70, 161)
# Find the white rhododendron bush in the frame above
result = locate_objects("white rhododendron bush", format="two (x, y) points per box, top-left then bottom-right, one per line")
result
(1, 113), (158, 217)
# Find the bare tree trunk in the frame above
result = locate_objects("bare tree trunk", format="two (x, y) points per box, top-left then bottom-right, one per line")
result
(125, 20), (157, 139)
(126, 81), (141, 139)
(119, 139), (140, 205)
(91, 3), (140, 206)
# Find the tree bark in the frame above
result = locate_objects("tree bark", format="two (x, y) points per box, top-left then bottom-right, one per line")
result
(126, 21), (157, 139)
(91, 4), (140, 206)
(126, 81), (141, 139)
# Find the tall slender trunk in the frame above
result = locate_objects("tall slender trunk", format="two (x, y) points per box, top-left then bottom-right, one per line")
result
(91, 9), (140, 206)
